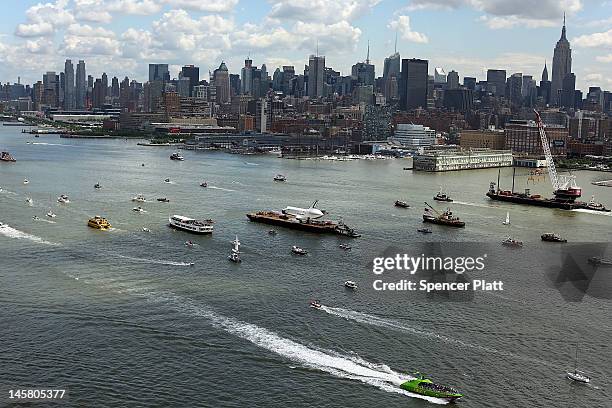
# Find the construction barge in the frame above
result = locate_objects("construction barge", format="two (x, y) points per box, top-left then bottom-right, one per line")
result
(247, 203), (361, 237)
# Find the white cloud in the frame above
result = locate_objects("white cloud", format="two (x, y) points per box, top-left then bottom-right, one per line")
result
(162, 0), (239, 12)
(268, 0), (381, 23)
(595, 54), (612, 63)
(573, 29), (612, 48)
(61, 35), (121, 56)
(107, 0), (163, 15)
(478, 15), (557, 29)
(388, 15), (429, 43)
(66, 24), (116, 38)
(15, 22), (55, 37)
(14, 0), (75, 37)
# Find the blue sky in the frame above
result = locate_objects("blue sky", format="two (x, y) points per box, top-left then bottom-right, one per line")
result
(0, 0), (611, 92)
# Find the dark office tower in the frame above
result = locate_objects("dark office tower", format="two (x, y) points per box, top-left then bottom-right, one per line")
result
(507, 73), (523, 107)
(551, 15), (571, 106)
(446, 70), (459, 90)
(541, 61), (548, 82)
(383, 52), (400, 100)
(59, 72), (65, 108)
(75, 60), (86, 109)
(352, 43), (375, 87)
(560, 72), (576, 109)
(180, 65), (199, 97)
(282, 66), (295, 95)
(92, 79), (104, 108)
(538, 62), (551, 105)
(400, 58), (428, 111)
(120, 76), (130, 110)
(64, 59), (75, 109)
(148, 63), (170, 82)
(463, 77), (476, 90)
(272, 68), (283, 91)
(486, 69), (506, 97)
(101, 72), (108, 102)
(111, 76), (119, 98)
(308, 55), (325, 98)
(241, 59), (254, 95)
(42, 71), (59, 108)
(229, 74), (240, 97)
(213, 62), (230, 104)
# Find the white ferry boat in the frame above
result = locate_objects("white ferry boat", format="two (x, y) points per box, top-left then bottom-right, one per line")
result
(168, 215), (214, 234)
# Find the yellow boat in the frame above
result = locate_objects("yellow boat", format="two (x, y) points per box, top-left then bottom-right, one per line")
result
(88, 216), (111, 230)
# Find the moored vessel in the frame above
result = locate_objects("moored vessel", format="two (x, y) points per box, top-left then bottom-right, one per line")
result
(400, 374), (463, 403)
(88, 216), (111, 230)
(168, 215), (214, 234)
(541, 233), (567, 243)
(422, 202), (465, 228)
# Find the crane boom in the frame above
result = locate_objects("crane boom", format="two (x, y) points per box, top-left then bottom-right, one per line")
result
(533, 109), (559, 190)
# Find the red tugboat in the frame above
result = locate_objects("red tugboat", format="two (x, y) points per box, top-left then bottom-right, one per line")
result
(0, 151), (16, 162)
(422, 202), (465, 228)
(487, 110), (609, 212)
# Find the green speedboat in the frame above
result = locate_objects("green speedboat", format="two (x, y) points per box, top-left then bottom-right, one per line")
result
(400, 373), (463, 403)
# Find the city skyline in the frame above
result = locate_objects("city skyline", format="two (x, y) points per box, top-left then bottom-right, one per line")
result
(0, 1), (611, 91)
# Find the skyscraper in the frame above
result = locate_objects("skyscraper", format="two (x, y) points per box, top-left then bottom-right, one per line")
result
(352, 43), (375, 87)
(180, 65), (199, 97)
(446, 70), (459, 90)
(486, 69), (506, 97)
(539, 62), (552, 106)
(308, 55), (325, 99)
(241, 58), (253, 95)
(213, 62), (230, 104)
(75, 60), (86, 109)
(551, 15), (572, 106)
(400, 58), (428, 111)
(149, 64), (170, 82)
(64, 59), (75, 109)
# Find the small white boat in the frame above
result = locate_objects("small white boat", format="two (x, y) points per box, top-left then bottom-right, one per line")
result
(185, 240), (195, 248)
(291, 245), (308, 255)
(344, 280), (358, 289)
(164, 178), (171, 183)
(142, 227), (151, 233)
(46, 210), (56, 218)
(132, 194), (146, 203)
(32, 215), (39, 220)
(501, 236), (522, 247)
(132, 206), (145, 213)
(23, 178), (29, 185)
(57, 194), (70, 204)
(339, 244), (351, 250)
(170, 152), (184, 161)
(200, 181), (207, 188)
(274, 174), (287, 182)
(94, 183), (102, 189)
(309, 300), (322, 309)
(25, 197), (33, 205)
(567, 346), (591, 383)
(502, 211), (510, 225)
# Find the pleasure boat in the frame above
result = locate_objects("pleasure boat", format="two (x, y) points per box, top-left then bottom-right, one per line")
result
(57, 194), (70, 204)
(157, 197), (170, 203)
(400, 374), (463, 403)
(200, 181), (207, 188)
(567, 347), (591, 383)
(46, 210), (56, 218)
(268, 229), (277, 235)
(94, 183), (102, 189)
(395, 200), (410, 208)
(339, 244), (352, 250)
(502, 211), (510, 225)
(309, 300), (322, 309)
(0, 151), (16, 162)
(273, 174), (287, 182)
(434, 188), (453, 202)
(132, 206), (145, 213)
(291, 245), (308, 255)
(344, 280), (357, 289)
(170, 152), (185, 161)
(502, 236), (523, 247)
(142, 227), (151, 233)
(32, 215), (40, 220)
(87, 216), (111, 230)
(417, 228), (433, 234)
(23, 178), (29, 185)
(541, 233), (567, 243)
(168, 215), (214, 234)
(164, 178), (171, 183)
(185, 240), (195, 248)
(132, 194), (146, 203)
(25, 197), (33, 205)
(228, 236), (241, 263)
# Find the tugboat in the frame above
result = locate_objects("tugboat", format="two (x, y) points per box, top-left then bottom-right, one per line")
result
(273, 174), (287, 182)
(87, 216), (111, 230)
(344, 280), (357, 289)
(422, 202), (465, 228)
(501, 236), (523, 247)
(170, 152), (184, 161)
(0, 151), (16, 162)
(291, 245), (308, 255)
(433, 188), (453, 202)
(586, 196), (611, 212)
(228, 235), (241, 263)
(57, 194), (70, 204)
(394, 200), (410, 208)
(541, 233), (567, 243)
(400, 373), (463, 403)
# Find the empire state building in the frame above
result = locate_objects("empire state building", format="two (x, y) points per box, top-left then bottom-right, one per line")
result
(551, 15), (572, 106)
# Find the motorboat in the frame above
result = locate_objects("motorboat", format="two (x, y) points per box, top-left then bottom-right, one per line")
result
(142, 227), (151, 233)
(168, 215), (214, 234)
(502, 236), (523, 247)
(502, 211), (510, 225)
(268, 229), (277, 235)
(46, 210), (56, 218)
(185, 240), (195, 248)
(94, 183), (102, 189)
(434, 188), (453, 202)
(541, 233), (567, 243)
(228, 236), (241, 263)
(273, 174), (287, 182)
(25, 197), (33, 205)
(132, 206), (145, 213)
(157, 197), (170, 203)
(32, 215), (40, 220)
(291, 245), (308, 255)
(57, 194), (70, 204)
(400, 373), (463, 403)
(394, 200), (410, 208)
(87, 216), (111, 230)
(309, 300), (322, 309)
(23, 178), (29, 185)
(200, 181), (208, 188)
(132, 194), (146, 203)
(339, 244), (352, 250)
(344, 280), (357, 289)
(164, 178), (171, 183)
(417, 228), (433, 234)
(0, 151), (16, 162)
(170, 152), (184, 161)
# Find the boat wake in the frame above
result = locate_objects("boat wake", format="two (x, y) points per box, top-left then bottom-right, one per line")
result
(571, 209), (612, 216)
(244, 162), (259, 166)
(319, 305), (549, 366)
(0, 224), (59, 246)
(31, 142), (76, 147)
(452, 201), (493, 209)
(140, 293), (447, 404)
(115, 254), (193, 266)
(207, 186), (236, 192)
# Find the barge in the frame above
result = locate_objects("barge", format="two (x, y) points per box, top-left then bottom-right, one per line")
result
(246, 209), (360, 238)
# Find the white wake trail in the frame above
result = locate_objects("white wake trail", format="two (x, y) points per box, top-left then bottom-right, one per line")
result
(0, 224), (60, 246)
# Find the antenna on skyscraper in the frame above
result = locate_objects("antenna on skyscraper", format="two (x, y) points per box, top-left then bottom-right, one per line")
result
(366, 39), (370, 64)
(394, 30), (398, 54)
(316, 40), (319, 57)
